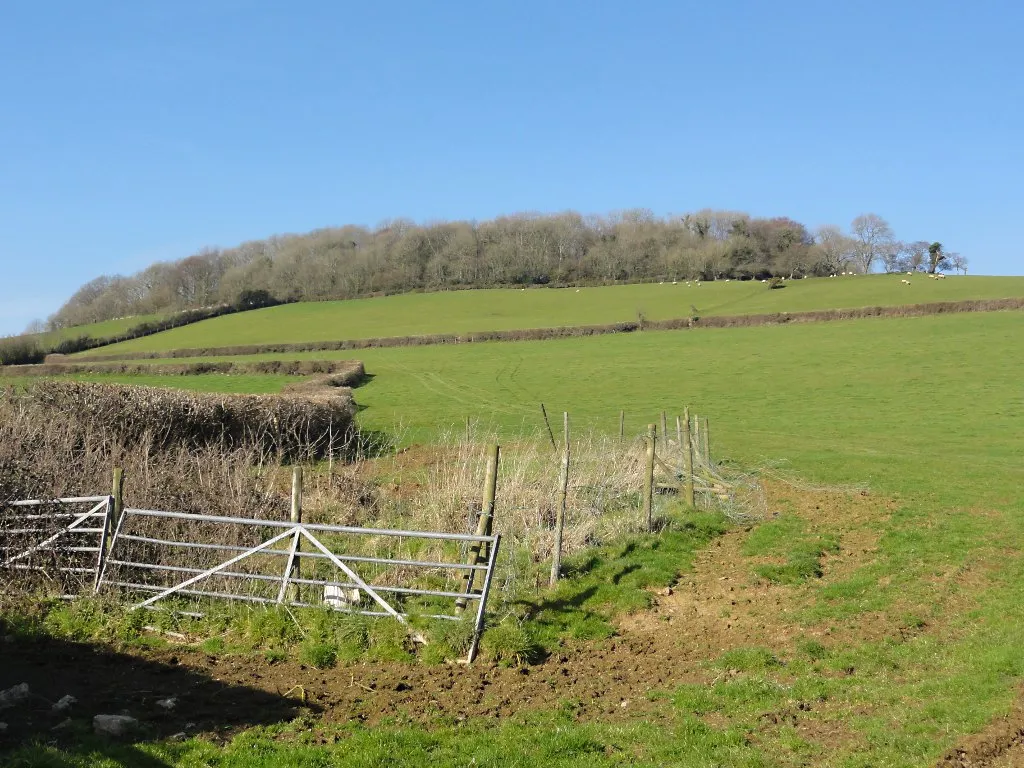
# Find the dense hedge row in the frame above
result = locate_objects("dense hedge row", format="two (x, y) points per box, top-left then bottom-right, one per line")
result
(0, 359), (365, 382)
(28, 379), (356, 460)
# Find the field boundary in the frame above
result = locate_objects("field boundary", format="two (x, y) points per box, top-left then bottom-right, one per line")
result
(54, 297), (1024, 363)
(0, 358), (367, 381)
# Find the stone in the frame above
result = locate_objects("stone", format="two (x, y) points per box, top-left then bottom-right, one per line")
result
(52, 695), (77, 713)
(93, 714), (139, 738)
(0, 683), (30, 710)
(156, 697), (178, 711)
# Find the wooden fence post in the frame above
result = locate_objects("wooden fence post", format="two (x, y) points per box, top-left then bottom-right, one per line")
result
(682, 408), (695, 508)
(693, 415), (702, 466)
(643, 424), (656, 532)
(660, 411), (669, 452)
(456, 444), (500, 613)
(108, 467), (124, 553)
(550, 413), (571, 586)
(290, 467), (303, 599)
(702, 416), (711, 466)
(619, 410), (625, 443)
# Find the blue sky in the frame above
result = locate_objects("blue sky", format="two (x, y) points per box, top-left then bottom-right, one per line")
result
(1, 1), (1021, 335)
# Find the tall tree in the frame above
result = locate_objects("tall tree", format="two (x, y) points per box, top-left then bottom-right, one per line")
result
(813, 225), (855, 274)
(851, 214), (896, 274)
(927, 242), (950, 274)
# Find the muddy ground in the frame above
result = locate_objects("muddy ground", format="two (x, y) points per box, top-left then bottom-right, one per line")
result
(0, 482), (1010, 764)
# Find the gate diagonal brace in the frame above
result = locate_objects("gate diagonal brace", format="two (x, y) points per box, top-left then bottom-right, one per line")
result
(298, 527), (406, 624)
(131, 527), (298, 610)
(2, 499), (108, 567)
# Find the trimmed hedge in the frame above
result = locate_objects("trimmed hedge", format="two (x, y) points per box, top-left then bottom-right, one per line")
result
(28, 379), (356, 460)
(0, 359), (365, 382)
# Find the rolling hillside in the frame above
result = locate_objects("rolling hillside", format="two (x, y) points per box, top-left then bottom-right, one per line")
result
(75, 274), (1024, 356)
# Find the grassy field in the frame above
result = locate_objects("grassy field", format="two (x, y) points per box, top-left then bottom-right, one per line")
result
(9, 304), (1024, 764)
(20, 313), (167, 347)
(71, 310), (1024, 500)
(76, 274), (1024, 355)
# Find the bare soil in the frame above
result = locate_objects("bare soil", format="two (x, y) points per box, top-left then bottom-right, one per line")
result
(0, 480), (976, 759)
(938, 692), (1024, 767)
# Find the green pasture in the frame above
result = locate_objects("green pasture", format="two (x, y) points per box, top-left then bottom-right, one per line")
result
(12, 308), (1024, 764)
(22, 313), (167, 347)
(70, 310), (1024, 504)
(77, 274), (1024, 356)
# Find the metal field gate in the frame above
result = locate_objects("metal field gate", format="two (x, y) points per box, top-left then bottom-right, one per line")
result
(0, 496), (115, 591)
(99, 508), (502, 662)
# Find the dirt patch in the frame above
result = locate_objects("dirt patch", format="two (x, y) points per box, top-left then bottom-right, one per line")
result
(0, 634), (311, 748)
(0, 482), (925, 756)
(619, 479), (895, 653)
(938, 691), (1024, 767)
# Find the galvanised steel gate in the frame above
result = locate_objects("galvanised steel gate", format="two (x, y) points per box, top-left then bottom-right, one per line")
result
(0, 496), (115, 590)
(99, 508), (501, 662)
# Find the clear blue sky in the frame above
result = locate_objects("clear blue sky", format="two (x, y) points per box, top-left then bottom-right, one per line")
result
(1, 1), (1021, 334)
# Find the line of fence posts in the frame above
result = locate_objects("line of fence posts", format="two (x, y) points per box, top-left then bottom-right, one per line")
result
(97, 417), (706, 623)
(456, 443), (499, 613)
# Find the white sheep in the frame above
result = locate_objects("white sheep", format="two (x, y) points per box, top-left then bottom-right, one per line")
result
(936, 273), (946, 279)
(901, 279), (911, 285)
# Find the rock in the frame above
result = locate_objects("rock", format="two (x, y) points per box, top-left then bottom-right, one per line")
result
(155, 698), (177, 711)
(169, 731), (187, 741)
(0, 722), (7, 733)
(0, 683), (30, 710)
(52, 695), (77, 713)
(93, 714), (139, 738)
(51, 718), (72, 731)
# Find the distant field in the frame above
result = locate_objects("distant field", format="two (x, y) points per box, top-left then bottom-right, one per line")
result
(71, 310), (1024, 501)
(78, 275), (1024, 356)
(19, 313), (167, 347)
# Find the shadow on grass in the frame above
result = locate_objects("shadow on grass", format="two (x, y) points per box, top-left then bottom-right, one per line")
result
(0, 630), (315, 766)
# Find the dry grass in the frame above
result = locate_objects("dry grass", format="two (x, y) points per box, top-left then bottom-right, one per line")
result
(1, 384), (759, 612)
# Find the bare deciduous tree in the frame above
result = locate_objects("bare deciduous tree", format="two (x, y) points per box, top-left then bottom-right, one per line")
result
(814, 225), (856, 274)
(46, 208), (934, 329)
(851, 214), (896, 274)
(948, 252), (968, 275)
